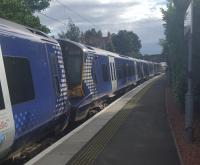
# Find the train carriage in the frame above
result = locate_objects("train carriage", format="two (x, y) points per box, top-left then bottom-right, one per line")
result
(58, 39), (160, 122)
(58, 39), (115, 121)
(0, 18), (70, 158)
(0, 18), (161, 160)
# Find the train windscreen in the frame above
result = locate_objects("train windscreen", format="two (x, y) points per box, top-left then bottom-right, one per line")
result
(58, 40), (83, 89)
(0, 82), (5, 110)
(65, 54), (82, 88)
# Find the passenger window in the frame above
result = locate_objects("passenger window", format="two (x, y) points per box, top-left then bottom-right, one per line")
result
(116, 64), (122, 79)
(123, 64), (127, 78)
(3, 56), (35, 105)
(102, 64), (109, 82)
(0, 82), (5, 110)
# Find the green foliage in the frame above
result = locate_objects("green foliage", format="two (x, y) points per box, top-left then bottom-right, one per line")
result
(0, 0), (50, 33)
(142, 54), (164, 63)
(112, 30), (141, 57)
(58, 19), (81, 42)
(104, 32), (115, 52)
(105, 41), (115, 52)
(161, 0), (188, 104)
(83, 28), (103, 47)
(22, 0), (50, 13)
(192, 0), (200, 103)
(161, 0), (200, 107)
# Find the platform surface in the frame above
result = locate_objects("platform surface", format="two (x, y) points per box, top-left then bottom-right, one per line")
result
(67, 76), (180, 165)
(90, 76), (180, 165)
(26, 75), (180, 165)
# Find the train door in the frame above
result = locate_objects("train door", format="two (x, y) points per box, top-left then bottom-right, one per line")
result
(109, 56), (117, 92)
(0, 45), (15, 156)
(45, 43), (69, 119)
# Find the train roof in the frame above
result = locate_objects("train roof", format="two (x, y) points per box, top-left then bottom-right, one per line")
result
(58, 39), (137, 60)
(57, 39), (159, 64)
(0, 18), (58, 44)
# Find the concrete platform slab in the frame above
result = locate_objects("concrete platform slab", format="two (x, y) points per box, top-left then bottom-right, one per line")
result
(25, 75), (162, 165)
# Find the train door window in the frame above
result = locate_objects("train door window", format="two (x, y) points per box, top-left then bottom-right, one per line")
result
(3, 56), (35, 105)
(102, 64), (109, 82)
(112, 63), (116, 80)
(110, 63), (114, 80)
(50, 54), (60, 96)
(128, 65), (132, 77)
(0, 82), (5, 110)
(122, 64), (126, 78)
(132, 63), (135, 75)
(137, 63), (141, 77)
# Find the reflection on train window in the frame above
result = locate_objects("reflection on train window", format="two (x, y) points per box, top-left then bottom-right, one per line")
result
(3, 56), (35, 105)
(0, 82), (5, 110)
(102, 64), (110, 82)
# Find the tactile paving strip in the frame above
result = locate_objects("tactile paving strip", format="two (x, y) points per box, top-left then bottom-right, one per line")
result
(67, 82), (154, 165)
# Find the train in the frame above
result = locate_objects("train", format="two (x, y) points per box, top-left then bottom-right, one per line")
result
(0, 18), (161, 160)
(58, 39), (161, 122)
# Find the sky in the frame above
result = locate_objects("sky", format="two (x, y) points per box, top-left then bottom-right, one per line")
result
(38, 0), (167, 55)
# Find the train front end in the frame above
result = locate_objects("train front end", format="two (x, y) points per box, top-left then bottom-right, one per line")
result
(0, 42), (15, 159)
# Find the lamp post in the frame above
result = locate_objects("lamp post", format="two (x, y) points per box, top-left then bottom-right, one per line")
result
(184, 0), (193, 143)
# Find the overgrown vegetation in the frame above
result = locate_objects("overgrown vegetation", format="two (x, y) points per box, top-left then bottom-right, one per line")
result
(161, 0), (200, 109)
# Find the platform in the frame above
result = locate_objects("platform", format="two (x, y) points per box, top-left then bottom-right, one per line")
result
(26, 74), (180, 165)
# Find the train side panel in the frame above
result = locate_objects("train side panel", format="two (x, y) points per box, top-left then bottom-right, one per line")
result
(1, 35), (55, 139)
(0, 31), (70, 157)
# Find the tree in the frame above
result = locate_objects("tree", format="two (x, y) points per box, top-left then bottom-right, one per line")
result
(81, 29), (115, 51)
(161, 0), (189, 104)
(105, 42), (115, 52)
(58, 19), (81, 42)
(83, 28), (103, 47)
(161, 0), (200, 106)
(0, 0), (50, 33)
(22, 0), (50, 13)
(112, 30), (141, 57)
(104, 32), (115, 52)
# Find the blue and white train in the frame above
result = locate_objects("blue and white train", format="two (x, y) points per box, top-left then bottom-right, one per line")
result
(58, 39), (161, 122)
(0, 18), (161, 160)
(0, 18), (70, 159)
